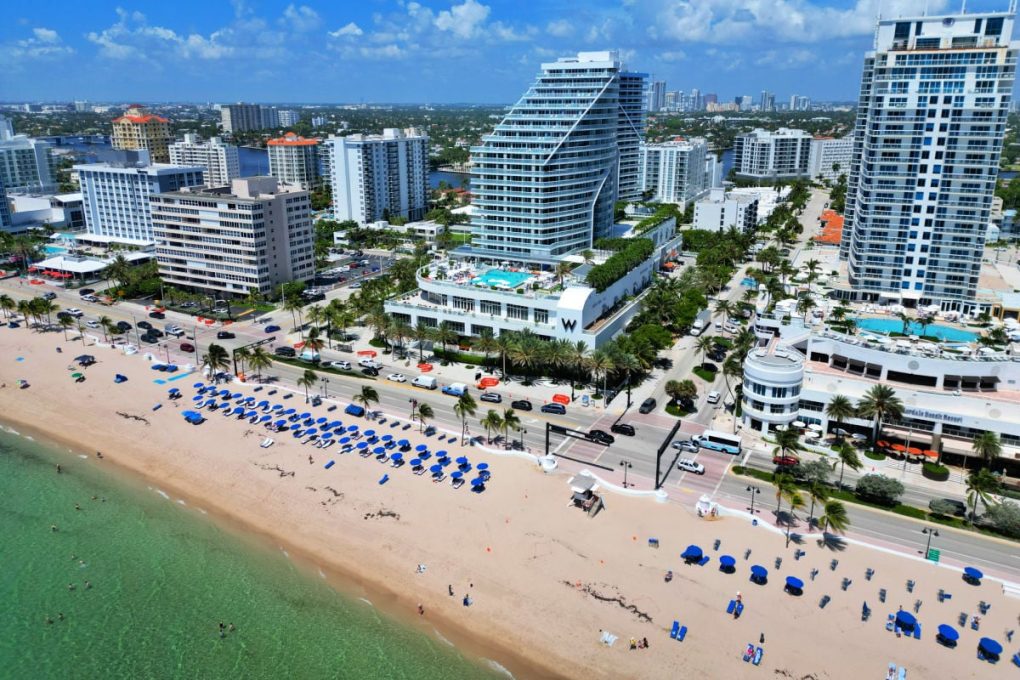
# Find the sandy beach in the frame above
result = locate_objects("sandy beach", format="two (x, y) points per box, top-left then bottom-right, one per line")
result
(2, 326), (1018, 679)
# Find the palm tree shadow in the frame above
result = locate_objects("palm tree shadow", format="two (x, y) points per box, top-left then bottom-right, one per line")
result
(817, 533), (848, 551)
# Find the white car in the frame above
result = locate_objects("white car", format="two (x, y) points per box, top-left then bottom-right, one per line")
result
(85, 320), (99, 329)
(329, 360), (352, 370)
(677, 458), (705, 475)
(386, 373), (407, 383)
(672, 440), (700, 453)
(358, 358), (382, 369)
(66, 308), (84, 318)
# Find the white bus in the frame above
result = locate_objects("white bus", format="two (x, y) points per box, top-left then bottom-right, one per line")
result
(693, 430), (742, 455)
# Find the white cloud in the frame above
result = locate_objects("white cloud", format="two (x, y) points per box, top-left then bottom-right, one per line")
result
(329, 22), (364, 38)
(281, 4), (321, 32)
(657, 50), (686, 62)
(0, 26), (74, 65)
(434, 0), (490, 39)
(32, 28), (60, 44)
(490, 21), (535, 42)
(545, 19), (573, 38)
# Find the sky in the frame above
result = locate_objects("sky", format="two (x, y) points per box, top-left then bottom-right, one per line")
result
(0, 0), (1014, 104)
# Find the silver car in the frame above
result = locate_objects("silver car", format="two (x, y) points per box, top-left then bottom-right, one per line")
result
(677, 458), (705, 475)
(672, 439), (700, 453)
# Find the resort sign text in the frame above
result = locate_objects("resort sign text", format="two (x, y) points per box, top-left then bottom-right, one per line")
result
(904, 407), (963, 424)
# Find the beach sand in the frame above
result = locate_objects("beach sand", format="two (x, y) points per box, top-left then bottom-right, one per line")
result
(2, 327), (1018, 679)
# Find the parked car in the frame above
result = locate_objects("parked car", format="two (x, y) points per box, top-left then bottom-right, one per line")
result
(116, 321), (132, 332)
(65, 308), (84, 318)
(588, 429), (615, 445)
(165, 326), (184, 338)
(329, 360), (352, 370)
(638, 397), (657, 414)
(358, 358), (382, 369)
(42, 292), (57, 300)
(148, 328), (164, 338)
(140, 333), (159, 344)
(480, 392), (502, 404)
(706, 390), (721, 404)
(672, 440), (700, 453)
(677, 459), (705, 475)
(361, 367), (380, 376)
(85, 319), (100, 329)
(386, 373), (407, 383)
(610, 422), (636, 436)
(274, 347), (296, 357)
(540, 403), (566, 415)
(79, 288), (95, 295)
(149, 311), (165, 319)
(137, 321), (153, 330)
(929, 498), (967, 517)
(265, 325), (281, 333)
(180, 342), (196, 353)
(772, 454), (800, 467)
(511, 399), (532, 411)
(216, 331), (236, 339)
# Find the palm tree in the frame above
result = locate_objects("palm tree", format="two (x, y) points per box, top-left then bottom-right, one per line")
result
(202, 343), (231, 383)
(825, 395), (856, 441)
(615, 351), (641, 406)
(501, 408), (521, 446)
(695, 335), (714, 370)
(589, 350), (614, 399)
(296, 369), (318, 403)
(306, 304), (325, 334)
(0, 294), (15, 319)
(898, 311), (913, 335)
(664, 379), (683, 404)
(510, 335), (541, 382)
(453, 392), (477, 444)
(835, 441), (863, 491)
(234, 347), (252, 377)
(433, 321), (459, 361)
(283, 295), (305, 335)
(856, 384), (904, 447)
(244, 286), (263, 311)
(772, 428), (802, 463)
(248, 346), (272, 383)
(416, 401), (434, 433)
(481, 409), (503, 444)
(303, 327), (325, 354)
(58, 314), (74, 340)
(773, 472), (798, 520)
(566, 340), (590, 399)
(494, 332), (515, 377)
(818, 500), (850, 535)
(972, 431), (1002, 470)
(796, 292), (815, 319)
(475, 328), (498, 370)
(414, 321), (431, 362)
(964, 468), (1000, 522)
(806, 480), (829, 525)
(554, 261), (572, 288)
(75, 319), (87, 346)
(98, 315), (114, 343)
(103, 254), (131, 291)
(714, 299), (733, 326)
(16, 299), (34, 329)
(355, 385), (379, 413)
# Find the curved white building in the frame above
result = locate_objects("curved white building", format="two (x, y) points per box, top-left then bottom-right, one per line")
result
(741, 345), (805, 432)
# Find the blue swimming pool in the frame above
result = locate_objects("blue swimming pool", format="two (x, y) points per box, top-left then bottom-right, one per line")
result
(853, 318), (978, 343)
(43, 245), (67, 255)
(472, 269), (533, 289)
(741, 277), (758, 288)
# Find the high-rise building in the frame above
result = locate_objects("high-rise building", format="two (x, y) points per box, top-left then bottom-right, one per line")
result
(76, 155), (205, 244)
(311, 115), (327, 128)
(111, 105), (172, 163)
(169, 134), (240, 187)
(807, 136), (853, 182)
(0, 133), (56, 193)
(733, 128), (812, 179)
(618, 71), (649, 201)
(267, 133), (321, 191)
(326, 128), (429, 225)
(639, 138), (710, 207)
(152, 177), (314, 299)
(220, 103), (278, 134)
(788, 95), (811, 111)
(0, 115), (14, 140)
(759, 90), (775, 112)
(277, 110), (300, 127)
(693, 188), (759, 233)
(665, 91), (679, 109)
(73, 100), (90, 112)
(841, 10), (1018, 309)
(0, 179), (12, 233)
(739, 95), (754, 111)
(647, 80), (666, 112)
(468, 50), (647, 263)
(703, 93), (718, 107)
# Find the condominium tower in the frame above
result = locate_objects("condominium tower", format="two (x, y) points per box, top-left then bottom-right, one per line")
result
(733, 128), (812, 179)
(0, 133), (56, 193)
(169, 134), (240, 187)
(111, 105), (173, 163)
(152, 177), (314, 298)
(468, 50), (647, 263)
(220, 103), (278, 134)
(841, 10), (1018, 309)
(647, 80), (666, 112)
(326, 128), (429, 224)
(267, 133), (321, 191)
(638, 138), (710, 207)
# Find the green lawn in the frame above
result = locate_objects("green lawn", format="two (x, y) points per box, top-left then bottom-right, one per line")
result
(693, 366), (717, 382)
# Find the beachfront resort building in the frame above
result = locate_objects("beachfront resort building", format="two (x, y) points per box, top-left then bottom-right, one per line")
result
(807, 137), (853, 183)
(840, 9), (1018, 311)
(151, 177), (314, 299)
(169, 134), (240, 188)
(0, 129), (56, 193)
(268, 133), (321, 191)
(325, 128), (429, 225)
(693, 188), (759, 233)
(111, 105), (173, 163)
(733, 128), (812, 179)
(77, 156), (205, 245)
(638, 138), (710, 207)
(220, 103), (279, 134)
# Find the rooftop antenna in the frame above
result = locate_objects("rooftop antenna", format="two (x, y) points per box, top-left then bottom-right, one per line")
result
(1010, 0), (1017, 15)
(960, 0), (966, 14)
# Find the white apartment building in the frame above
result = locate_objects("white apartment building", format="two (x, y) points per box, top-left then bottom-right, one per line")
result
(76, 159), (205, 244)
(693, 188), (759, 232)
(705, 152), (724, 190)
(220, 103), (279, 134)
(268, 133), (321, 191)
(0, 180), (12, 232)
(618, 71), (648, 202)
(807, 136), (853, 182)
(0, 133), (56, 193)
(638, 138), (710, 207)
(841, 10), (1018, 311)
(326, 128), (429, 225)
(647, 80), (666, 112)
(7, 193), (84, 234)
(169, 134), (240, 187)
(151, 177), (314, 299)
(733, 128), (812, 179)
(277, 110), (300, 127)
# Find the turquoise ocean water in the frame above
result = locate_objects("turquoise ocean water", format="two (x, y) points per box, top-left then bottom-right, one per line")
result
(0, 426), (504, 679)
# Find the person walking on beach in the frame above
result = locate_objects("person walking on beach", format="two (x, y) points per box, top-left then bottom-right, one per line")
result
(760, 633), (765, 645)
(448, 584), (453, 597)
(417, 604), (425, 616)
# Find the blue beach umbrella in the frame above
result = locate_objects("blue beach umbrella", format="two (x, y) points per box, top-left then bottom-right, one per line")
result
(232, 406), (245, 415)
(978, 637), (1002, 657)
(429, 464), (443, 474)
(963, 566), (983, 582)
(398, 439), (410, 447)
(456, 456), (468, 465)
(381, 434), (393, 442)
(410, 458), (422, 467)
(451, 471), (464, 479)
(257, 400), (270, 408)
(192, 395), (204, 402)
(219, 389), (231, 397)
(231, 392), (242, 399)
(785, 576), (804, 590)
(719, 555), (736, 570)
(682, 545), (703, 561)
(305, 428), (318, 437)
(328, 420), (342, 429)
(347, 425), (359, 432)
(750, 565), (768, 583)
(434, 450), (447, 458)
(193, 382), (205, 388)
(390, 452), (403, 460)
(168, 387), (180, 394)
(364, 429), (376, 438)
(937, 624), (959, 644)
(275, 419), (287, 428)
(272, 404), (283, 411)
(476, 462), (489, 471)
(895, 610), (916, 628)
(259, 415), (271, 423)
(416, 444), (429, 452)
(219, 402), (232, 410)
(470, 477), (484, 487)
(339, 437), (351, 445)
(374, 446), (387, 455)
(283, 408), (296, 415)
(356, 441), (369, 449)
(316, 417), (327, 424)
(321, 432), (333, 439)
(246, 410), (258, 418)
(299, 412), (311, 420)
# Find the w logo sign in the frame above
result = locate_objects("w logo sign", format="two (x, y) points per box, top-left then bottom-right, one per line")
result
(561, 318), (577, 332)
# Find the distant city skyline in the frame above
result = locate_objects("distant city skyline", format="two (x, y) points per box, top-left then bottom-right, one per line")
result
(0, 1), (1015, 104)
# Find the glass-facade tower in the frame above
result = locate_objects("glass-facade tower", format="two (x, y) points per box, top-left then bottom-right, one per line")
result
(841, 10), (1018, 309)
(468, 51), (646, 264)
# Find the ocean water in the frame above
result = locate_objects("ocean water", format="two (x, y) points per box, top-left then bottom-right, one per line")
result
(0, 427), (504, 680)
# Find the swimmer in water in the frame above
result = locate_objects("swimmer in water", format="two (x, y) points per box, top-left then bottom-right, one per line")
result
(56, 465), (62, 474)
(84, 581), (91, 590)
(51, 525), (58, 532)
(67, 583), (75, 591)
(228, 623), (236, 632)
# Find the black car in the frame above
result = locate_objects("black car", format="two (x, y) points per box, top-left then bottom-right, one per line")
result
(638, 398), (657, 414)
(588, 429), (615, 445)
(480, 392), (502, 404)
(610, 422), (636, 437)
(116, 321), (132, 332)
(56, 311), (72, 320)
(274, 346), (296, 357)
(540, 403), (566, 415)
(708, 349), (726, 362)
(302, 292), (325, 303)
(140, 333), (159, 344)
(137, 321), (153, 330)
(79, 288), (95, 296)
(511, 399), (532, 411)
(148, 311), (165, 319)
(216, 331), (236, 339)
(361, 367), (380, 376)
(147, 328), (164, 338)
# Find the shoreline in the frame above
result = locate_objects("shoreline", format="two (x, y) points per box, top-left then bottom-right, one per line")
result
(0, 413), (560, 680)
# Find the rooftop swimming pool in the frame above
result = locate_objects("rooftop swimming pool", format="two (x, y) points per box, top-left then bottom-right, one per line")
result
(43, 245), (67, 255)
(852, 317), (978, 343)
(472, 269), (534, 289)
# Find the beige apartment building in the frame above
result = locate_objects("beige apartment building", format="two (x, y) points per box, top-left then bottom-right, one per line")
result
(111, 105), (173, 163)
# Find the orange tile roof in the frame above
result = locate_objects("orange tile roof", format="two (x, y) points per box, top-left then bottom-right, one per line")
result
(268, 132), (318, 147)
(815, 210), (844, 245)
(113, 114), (169, 124)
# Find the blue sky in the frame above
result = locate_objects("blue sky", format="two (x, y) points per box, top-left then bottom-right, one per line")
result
(0, 0), (1013, 104)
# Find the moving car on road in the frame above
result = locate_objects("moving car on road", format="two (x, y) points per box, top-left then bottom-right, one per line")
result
(511, 399), (532, 411)
(638, 398), (656, 414)
(358, 358), (382, 370)
(386, 373), (407, 383)
(180, 342), (195, 353)
(216, 331), (236, 339)
(540, 403), (566, 415)
(588, 429), (615, 445)
(672, 439), (700, 453)
(677, 459), (705, 475)
(265, 325), (281, 333)
(329, 360), (352, 370)
(274, 347), (296, 357)
(480, 392), (502, 404)
(610, 422), (636, 436)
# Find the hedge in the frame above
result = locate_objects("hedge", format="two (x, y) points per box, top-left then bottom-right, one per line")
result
(585, 238), (654, 292)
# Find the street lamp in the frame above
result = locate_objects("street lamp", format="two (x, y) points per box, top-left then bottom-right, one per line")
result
(746, 485), (760, 514)
(321, 377), (330, 397)
(519, 427), (527, 451)
(619, 460), (633, 488)
(921, 527), (939, 559)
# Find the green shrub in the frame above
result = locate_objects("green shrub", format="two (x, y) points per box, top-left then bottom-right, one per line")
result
(585, 238), (654, 292)
(922, 462), (950, 481)
(855, 474), (904, 507)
